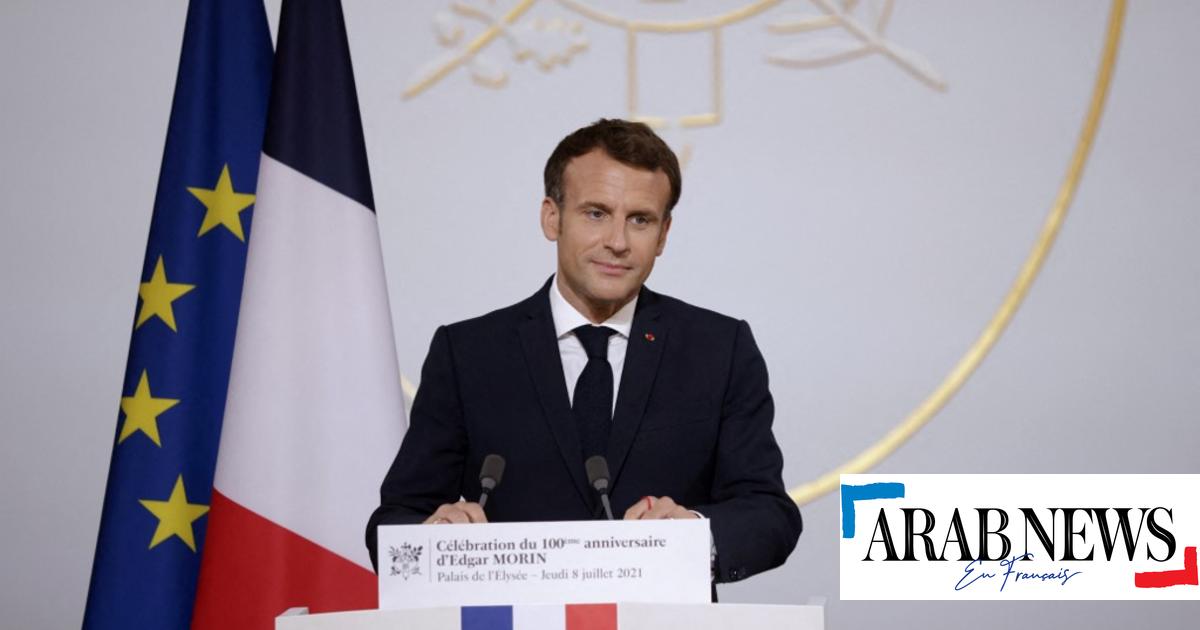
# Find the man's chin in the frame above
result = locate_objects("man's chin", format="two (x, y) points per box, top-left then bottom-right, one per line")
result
(588, 286), (639, 308)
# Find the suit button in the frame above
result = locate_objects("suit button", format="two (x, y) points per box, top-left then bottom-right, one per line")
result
(729, 568), (745, 581)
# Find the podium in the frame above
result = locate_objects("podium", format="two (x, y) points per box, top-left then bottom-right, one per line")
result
(276, 602), (825, 629)
(292, 521), (824, 628)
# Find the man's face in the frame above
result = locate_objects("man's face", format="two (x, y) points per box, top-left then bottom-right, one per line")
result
(541, 148), (673, 320)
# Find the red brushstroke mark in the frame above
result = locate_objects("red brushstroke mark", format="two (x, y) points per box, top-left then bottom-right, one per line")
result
(1135, 546), (1198, 588)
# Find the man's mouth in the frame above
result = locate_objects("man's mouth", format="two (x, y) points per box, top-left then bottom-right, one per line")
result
(592, 261), (630, 275)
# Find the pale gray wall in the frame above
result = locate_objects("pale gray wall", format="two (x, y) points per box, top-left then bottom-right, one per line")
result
(1, 1), (1197, 628)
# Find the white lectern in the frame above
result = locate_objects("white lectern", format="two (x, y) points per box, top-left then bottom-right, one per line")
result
(276, 602), (825, 630)
(287, 521), (823, 629)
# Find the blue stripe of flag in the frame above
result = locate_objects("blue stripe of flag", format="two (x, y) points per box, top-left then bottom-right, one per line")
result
(262, 0), (375, 212)
(462, 605), (515, 630)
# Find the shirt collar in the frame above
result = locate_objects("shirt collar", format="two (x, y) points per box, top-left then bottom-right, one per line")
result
(550, 274), (637, 340)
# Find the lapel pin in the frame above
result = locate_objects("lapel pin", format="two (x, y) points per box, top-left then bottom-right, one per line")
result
(644, 333), (656, 342)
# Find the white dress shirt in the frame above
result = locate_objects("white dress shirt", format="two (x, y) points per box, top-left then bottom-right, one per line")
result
(549, 275), (636, 416)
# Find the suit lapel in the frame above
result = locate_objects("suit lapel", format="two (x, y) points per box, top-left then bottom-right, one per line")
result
(517, 280), (592, 508)
(608, 287), (667, 490)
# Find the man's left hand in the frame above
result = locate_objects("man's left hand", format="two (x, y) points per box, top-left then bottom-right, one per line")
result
(623, 495), (699, 520)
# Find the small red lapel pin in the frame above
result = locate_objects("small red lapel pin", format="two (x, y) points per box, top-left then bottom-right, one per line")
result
(644, 332), (656, 342)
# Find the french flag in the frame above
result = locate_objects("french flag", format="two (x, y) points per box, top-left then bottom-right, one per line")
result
(461, 604), (618, 630)
(278, 604), (620, 630)
(191, 0), (406, 627)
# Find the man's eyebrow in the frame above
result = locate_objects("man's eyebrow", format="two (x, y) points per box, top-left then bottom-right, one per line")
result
(578, 200), (616, 213)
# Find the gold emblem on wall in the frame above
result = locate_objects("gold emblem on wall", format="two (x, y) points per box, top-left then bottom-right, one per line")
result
(403, 0), (947, 131)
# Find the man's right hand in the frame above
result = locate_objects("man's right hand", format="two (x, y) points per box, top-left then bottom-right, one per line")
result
(424, 500), (488, 524)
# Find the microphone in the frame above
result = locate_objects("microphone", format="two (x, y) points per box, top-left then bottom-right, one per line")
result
(585, 455), (614, 520)
(478, 454), (505, 510)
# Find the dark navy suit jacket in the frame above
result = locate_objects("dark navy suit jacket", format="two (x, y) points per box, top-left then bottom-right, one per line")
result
(366, 279), (802, 583)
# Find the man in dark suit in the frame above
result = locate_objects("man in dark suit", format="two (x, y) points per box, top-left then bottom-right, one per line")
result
(367, 119), (801, 585)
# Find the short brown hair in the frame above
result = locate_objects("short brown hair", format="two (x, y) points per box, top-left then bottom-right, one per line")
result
(544, 119), (682, 214)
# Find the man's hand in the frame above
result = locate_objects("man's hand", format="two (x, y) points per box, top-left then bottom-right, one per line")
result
(623, 496), (699, 520)
(424, 500), (488, 524)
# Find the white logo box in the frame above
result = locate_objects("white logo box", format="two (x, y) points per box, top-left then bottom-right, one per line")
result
(839, 474), (1200, 600)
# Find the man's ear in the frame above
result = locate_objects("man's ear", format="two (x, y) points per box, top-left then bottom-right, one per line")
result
(541, 197), (561, 242)
(655, 213), (672, 256)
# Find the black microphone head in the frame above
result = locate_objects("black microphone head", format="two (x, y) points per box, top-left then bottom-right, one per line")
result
(585, 455), (610, 491)
(479, 454), (506, 491)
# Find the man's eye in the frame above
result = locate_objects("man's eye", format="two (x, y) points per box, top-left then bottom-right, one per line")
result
(630, 215), (650, 225)
(587, 209), (605, 219)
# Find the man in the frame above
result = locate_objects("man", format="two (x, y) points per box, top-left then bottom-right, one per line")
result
(367, 119), (801, 585)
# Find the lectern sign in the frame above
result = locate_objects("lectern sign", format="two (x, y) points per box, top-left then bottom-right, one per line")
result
(377, 520), (711, 608)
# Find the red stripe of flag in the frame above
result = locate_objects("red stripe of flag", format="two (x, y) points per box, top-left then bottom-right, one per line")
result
(565, 603), (617, 630)
(192, 491), (377, 629)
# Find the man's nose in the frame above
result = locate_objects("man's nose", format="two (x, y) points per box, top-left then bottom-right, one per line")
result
(603, 220), (629, 254)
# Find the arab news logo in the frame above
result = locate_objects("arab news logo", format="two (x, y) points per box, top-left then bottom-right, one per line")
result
(841, 479), (1199, 595)
(389, 543), (424, 580)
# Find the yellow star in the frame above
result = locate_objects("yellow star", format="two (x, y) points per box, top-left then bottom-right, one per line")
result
(136, 256), (195, 332)
(118, 370), (180, 447)
(187, 164), (255, 241)
(139, 475), (209, 551)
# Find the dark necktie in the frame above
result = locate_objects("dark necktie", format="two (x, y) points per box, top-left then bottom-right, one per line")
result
(572, 325), (617, 461)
